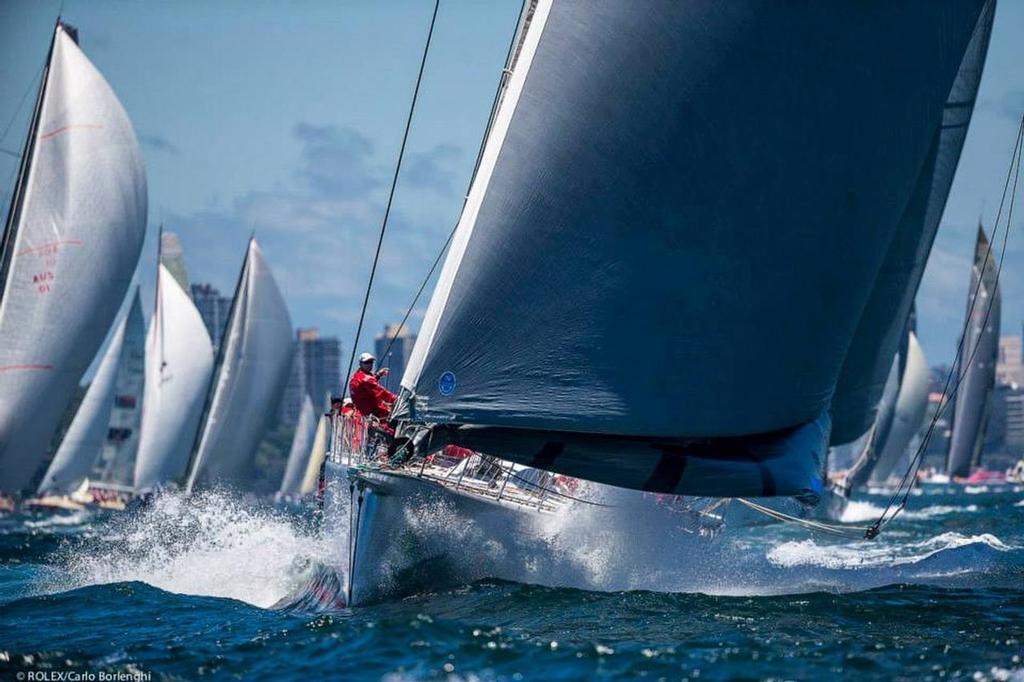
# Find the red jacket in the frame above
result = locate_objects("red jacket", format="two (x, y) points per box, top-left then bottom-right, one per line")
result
(349, 368), (397, 419)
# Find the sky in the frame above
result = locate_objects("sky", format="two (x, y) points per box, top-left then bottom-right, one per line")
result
(1, 1), (1023, 370)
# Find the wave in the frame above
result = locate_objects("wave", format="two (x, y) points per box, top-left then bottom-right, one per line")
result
(46, 490), (335, 609)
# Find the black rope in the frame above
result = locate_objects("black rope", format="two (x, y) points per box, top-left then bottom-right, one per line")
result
(342, 0), (440, 399)
(866, 114), (1024, 539)
(0, 65), (43, 146)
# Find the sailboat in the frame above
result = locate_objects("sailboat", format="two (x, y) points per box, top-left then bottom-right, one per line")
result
(133, 262), (214, 491)
(30, 288), (146, 509)
(0, 21), (147, 496)
(277, 394), (318, 502)
(842, 330), (930, 492)
(325, 0), (995, 604)
(184, 238), (293, 493)
(945, 225), (1001, 481)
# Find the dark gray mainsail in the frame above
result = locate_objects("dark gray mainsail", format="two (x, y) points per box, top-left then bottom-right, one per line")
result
(185, 239), (293, 492)
(946, 226), (1001, 478)
(395, 1), (994, 498)
(829, 0), (994, 444)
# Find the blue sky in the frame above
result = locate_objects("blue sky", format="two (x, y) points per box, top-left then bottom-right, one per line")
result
(1, 1), (1023, 369)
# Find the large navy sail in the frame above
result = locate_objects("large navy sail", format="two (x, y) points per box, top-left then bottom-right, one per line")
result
(396, 1), (993, 497)
(829, 0), (994, 444)
(946, 226), (1000, 478)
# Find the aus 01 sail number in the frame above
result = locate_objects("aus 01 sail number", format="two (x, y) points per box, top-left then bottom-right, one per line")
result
(27, 243), (61, 294)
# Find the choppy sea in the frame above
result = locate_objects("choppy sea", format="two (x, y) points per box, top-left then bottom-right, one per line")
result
(1, 485), (1022, 681)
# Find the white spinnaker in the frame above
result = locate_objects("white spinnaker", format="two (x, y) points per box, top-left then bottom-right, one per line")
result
(870, 332), (930, 485)
(0, 25), (147, 493)
(300, 415), (329, 496)
(186, 239), (293, 492)
(133, 265), (213, 490)
(279, 395), (317, 496)
(36, 299), (130, 495)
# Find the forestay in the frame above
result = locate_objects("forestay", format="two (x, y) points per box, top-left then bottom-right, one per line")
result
(0, 24), (146, 493)
(133, 265), (213, 490)
(186, 239), (292, 492)
(396, 0), (993, 498)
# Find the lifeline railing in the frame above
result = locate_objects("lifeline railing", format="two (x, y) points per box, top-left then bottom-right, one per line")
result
(326, 413), (568, 513)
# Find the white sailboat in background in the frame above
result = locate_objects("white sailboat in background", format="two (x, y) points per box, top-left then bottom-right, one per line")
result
(277, 394), (318, 502)
(185, 238), (293, 493)
(327, 0), (995, 605)
(31, 288), (146, 509)
(133, 263), (213, 491)
(0, 21), (147, 496)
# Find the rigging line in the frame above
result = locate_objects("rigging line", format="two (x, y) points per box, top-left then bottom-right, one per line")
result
(342, 0), (441, 400)
(377, 0), (527, 377)
(871, 120), (1021, 535)
(735, 499), (868, 538)
(0, 64), (44, 147)
(866, 115), (1024, 538)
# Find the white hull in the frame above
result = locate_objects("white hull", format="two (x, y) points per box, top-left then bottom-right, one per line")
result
(328, 463), (564, 606)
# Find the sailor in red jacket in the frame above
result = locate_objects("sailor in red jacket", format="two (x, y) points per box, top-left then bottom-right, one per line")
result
(349, 352), (397, 419)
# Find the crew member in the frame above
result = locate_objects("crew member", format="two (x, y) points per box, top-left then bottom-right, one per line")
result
(349, 352), (396, 420)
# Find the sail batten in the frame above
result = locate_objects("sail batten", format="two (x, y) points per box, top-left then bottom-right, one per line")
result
(395, 1), (992, 497)
(0, 25), (147, 494)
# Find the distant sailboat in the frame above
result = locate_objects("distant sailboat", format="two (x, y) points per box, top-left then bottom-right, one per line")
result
(278, 395), (318, 500)
(300, 413), (330, 497)
(946, 225), (1001, 479)
(329, 0), (995, 604)
(133, 264), (214, 491)
(843, 330), (930, 491)
(0, 21), (147, 495)
(185, 238), (293, 493)
(35, 288), (146, 498)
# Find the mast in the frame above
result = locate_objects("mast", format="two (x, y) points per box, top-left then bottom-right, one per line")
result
(154, 223), (166, 380)
(182, 237), (253, 491)
(0, 19), (62, 308)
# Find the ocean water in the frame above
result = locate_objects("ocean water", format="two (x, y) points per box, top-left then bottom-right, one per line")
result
(1, 486), (1022, 681)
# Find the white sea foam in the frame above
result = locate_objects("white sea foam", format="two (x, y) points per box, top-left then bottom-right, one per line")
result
(766, 532), (1013, 570)
(54, 490), (331, 608)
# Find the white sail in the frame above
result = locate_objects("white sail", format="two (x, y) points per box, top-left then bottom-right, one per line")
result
(91, 288), (146, 487)
(36, 295), (131, 494)
(869, 332), (930, 485)
(301, 415), (329, 496)
(0, 25), (147, 493)
(133, 264), (213, 490)
(278, 395), (317, 497)
(396, 0), (992, 497)
(186, 239), (293, 492)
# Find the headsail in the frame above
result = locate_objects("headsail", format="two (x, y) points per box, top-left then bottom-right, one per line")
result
(869, 332), (930, 485)
(946, 226), (1000, 478)
(395, 1), (993, 498)
(278, 394), (317, 497)
(133, 264), (213, 490)
(300, 415), (329, 496)
(36, 289), (136, 495)
(185, 239), (293, 492)
(829, 0), (994, 444)
(0, 23), (147, 493)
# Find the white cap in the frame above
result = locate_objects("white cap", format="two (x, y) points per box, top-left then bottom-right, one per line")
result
(359, 352), (376, 363)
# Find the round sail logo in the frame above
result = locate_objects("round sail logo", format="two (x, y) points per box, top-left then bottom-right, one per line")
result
(438, 371), (456, 396)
